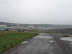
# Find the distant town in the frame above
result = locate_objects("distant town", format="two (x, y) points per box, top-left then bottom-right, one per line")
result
(0, 24), (49, 31)
(0, 22), (49, 31)
(0, 22), (72, 32)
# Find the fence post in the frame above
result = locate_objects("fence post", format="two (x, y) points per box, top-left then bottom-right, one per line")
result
(19, 40), (20, 42)
(15, 42), (17, 44)
(11, 43), (12, 46)
(4, 46), (6, 48)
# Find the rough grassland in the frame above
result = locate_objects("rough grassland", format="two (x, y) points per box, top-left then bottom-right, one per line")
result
(30, 31), (56, 33)
(0, 31), (38, 53)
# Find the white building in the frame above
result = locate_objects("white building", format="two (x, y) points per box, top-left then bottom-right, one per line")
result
(0, 25), (7, 27)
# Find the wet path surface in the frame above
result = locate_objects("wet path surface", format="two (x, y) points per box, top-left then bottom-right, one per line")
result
(2, 33), (63, 54)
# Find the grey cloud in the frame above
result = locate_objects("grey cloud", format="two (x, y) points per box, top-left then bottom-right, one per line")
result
(0, 0), (72, 24)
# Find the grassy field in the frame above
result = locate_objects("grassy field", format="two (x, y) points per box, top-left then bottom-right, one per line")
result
(30, 31), (56, 33)
(0, 31), (38, 53)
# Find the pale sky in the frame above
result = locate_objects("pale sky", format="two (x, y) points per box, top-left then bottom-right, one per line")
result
(0, 0), (72, 24)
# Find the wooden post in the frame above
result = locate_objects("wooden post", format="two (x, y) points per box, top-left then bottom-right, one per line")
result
(11, 43), (12, 46)
(4, 46), (6, 48)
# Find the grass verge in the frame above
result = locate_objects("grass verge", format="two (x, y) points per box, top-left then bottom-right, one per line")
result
(0, 31), (38, 53)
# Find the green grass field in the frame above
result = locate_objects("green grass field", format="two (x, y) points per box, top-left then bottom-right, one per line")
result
(30, 31), (56, 33)
(0, 31), (38, 53)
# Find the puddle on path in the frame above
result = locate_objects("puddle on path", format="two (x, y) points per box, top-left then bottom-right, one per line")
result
(60, 37), (72, 42)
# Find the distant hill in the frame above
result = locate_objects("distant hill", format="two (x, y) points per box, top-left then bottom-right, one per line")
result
(30, 24), (72, 29)
(0, 22), (29, 27)
(48, 28), (72, 34)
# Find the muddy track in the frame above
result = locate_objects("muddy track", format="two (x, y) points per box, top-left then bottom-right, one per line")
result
(54, 37), (72, 54)
(2, 33), (72, 54)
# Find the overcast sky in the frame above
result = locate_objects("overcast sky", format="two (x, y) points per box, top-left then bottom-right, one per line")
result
(0, 0), (72, 24)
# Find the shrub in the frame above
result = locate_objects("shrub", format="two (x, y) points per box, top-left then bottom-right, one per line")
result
(62, 35), (70, 37)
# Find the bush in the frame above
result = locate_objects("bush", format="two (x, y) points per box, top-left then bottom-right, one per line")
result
(62, 35), (70, 37)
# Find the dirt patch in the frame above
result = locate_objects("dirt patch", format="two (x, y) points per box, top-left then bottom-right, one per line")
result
(54, 37), (72, 54)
